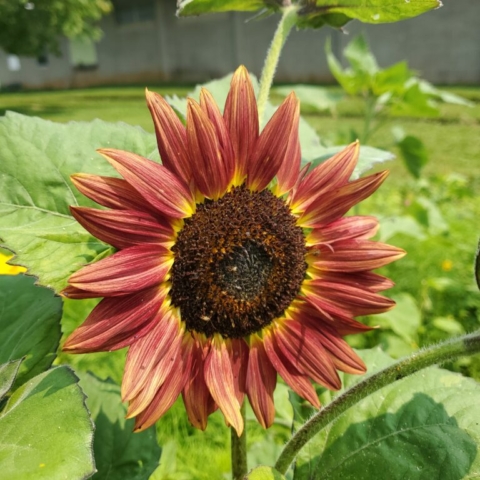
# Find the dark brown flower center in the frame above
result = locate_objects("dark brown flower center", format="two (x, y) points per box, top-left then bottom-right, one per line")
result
(169, 185), (307, 338)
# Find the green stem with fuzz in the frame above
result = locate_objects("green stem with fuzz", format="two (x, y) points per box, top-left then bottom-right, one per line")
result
(257, 5), (298, 124)
(231, 402), (247, 480)
(275, 331), (480, 474)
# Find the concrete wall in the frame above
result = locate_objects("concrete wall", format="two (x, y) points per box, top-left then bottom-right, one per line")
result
(0, 0), (478, 89)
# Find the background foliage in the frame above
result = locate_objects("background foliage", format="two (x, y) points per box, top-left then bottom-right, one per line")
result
(0, 0), (111, 56)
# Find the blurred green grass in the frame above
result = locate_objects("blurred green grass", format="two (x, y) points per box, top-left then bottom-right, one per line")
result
(3, 84), (479, 479)
(2, 84), (479, 181)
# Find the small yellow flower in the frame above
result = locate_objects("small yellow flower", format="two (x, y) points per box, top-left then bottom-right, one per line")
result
(0, 252), (26, 275)
(441, 260), (453, 272)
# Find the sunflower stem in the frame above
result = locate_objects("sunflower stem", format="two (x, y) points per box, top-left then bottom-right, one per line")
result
(257, 5), (298, 124)
(231, 402), (248, 480)
(274, 331), (480, 474)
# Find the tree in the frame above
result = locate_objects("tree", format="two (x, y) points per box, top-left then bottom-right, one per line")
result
(0, 0), (112, 57)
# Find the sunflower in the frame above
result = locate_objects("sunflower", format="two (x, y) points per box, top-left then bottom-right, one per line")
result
(63, 66), (405, 435)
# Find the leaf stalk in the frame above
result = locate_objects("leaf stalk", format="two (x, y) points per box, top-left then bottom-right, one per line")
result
(274, 331), (480, 474)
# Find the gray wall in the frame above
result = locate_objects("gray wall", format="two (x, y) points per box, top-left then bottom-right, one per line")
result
(0, 0), (478, 89)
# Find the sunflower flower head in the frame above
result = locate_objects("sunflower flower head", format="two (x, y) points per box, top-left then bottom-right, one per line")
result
(63, 66), (405, 435)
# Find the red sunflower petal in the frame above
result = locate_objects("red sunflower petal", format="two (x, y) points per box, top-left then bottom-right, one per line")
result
(133, 335), (194, 432)
(199, 88), (235, 176)
(273, 321), (342, 391)
(70, 207), (174, 250)
(223, 65), (259, 182)
(247, 93), (300, 192)
(245, 334), (276, 428)
(304, 280), (396, 316)
(122, 310), (183, 402)
(145, 89), (192, 186)
(311, 240), (406, 272)
(298, 171), (389, 228)
(98, 148), (194, 218)
(307, 270), (395, 293)
(289, 141), (359, 213)
(63, 286), (166, 353)
(61, 285), (99, 299)
(263, 329), (320, 408)
(204, 335), (243, 435)
(274, 107), (301, 196)
(186, 98), (234, 199)
(296, 299), (374, 336)
(127, 343), (183, 418)
(68, 244), (172, 296)
(290, 311), (366, 375)
(71, 174), (155, 213)
(228, 338), (248, 406)
(307, 216), (379, 245)
(182, 335), (217, 430)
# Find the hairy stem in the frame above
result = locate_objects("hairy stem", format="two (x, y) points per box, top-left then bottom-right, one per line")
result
(275, 331), (480, 474)
(257, 5), (298, 124)
(231, 402), (247, 480)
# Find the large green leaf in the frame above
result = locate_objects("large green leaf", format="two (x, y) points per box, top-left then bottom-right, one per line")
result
(178, 0), (441, 29)
(304, 0), (442, 25)
(0, 275), (62, 387)
(0, 364), (95, 480)
(293, 349), (480, 480)
(0, 359), (22, 401)
(177, 0), (265, 16)
(0, 112), (157, 293)
(77, 372), (160, 480)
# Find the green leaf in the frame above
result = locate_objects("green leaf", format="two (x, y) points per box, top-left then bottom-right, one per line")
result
(302, 0), (441, 26)
(0, 112), (157, 293)
(0, 366), (95, 480)
(275, 85), (343, 114)
(177, 0), (265, 16)
(325, 37), (363, 95)
(432, 317), (465, 336)
(246, 465), (286, 480)
(0, 359), (23, 401)
(343, 34), (378, 76)
(0, 275), (62, 387)
(374, 292), (421, 345)
(177, 0), (441, 28)
(390, 82), (439, 117)
(377, 215), (426, 242)
(415, 79), (474, 107)
(396, 134), (429, 178)
(407, 196), (448, 235)
(77, 372), (160, 480)
(373, 61), (413, 96)
(293, 350), (480, 480)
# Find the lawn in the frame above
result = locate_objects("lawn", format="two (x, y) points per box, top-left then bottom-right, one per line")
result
(1, 83), (479, 479)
